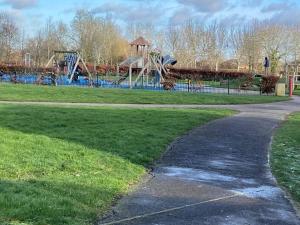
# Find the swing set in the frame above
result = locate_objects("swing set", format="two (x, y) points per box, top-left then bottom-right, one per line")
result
(45, 50), (92, 84)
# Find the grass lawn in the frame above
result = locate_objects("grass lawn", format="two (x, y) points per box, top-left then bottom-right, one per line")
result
(0, 105), (234, 225)
(0, 83), (289, 105)
(271, 113), (300, 205)
(294, 88), (300, 96)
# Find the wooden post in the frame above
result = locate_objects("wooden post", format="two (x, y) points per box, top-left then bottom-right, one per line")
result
(79, 54), (92, 81)
(69, 57), (80, 84)
(151, 56), (164, 82)
(45, 55), (55, 68)
(289, 75), (294, 97)
(117, 65), (120, 77)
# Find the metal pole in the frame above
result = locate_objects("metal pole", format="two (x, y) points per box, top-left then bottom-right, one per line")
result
(129, 64), (132, 89)
(289, 75), (294, 97)
(260, 78), (262, 96)
(227, 77), (230, 95)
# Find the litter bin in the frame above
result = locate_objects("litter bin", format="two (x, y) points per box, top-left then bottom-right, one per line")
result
(275, 83), (286, 96)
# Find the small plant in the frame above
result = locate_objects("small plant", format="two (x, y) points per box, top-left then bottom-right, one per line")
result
(161, 80), (176, 90)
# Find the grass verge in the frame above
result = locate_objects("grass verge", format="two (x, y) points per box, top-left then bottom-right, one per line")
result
(271, 113), (300, 205)
(0, 105), (234, 225)
(0, 83), (289, 105)
(294, 88), (300, 96)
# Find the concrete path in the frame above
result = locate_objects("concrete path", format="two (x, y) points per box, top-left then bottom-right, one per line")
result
(96, 97), (300, 225)
(0, 98), (299, 112)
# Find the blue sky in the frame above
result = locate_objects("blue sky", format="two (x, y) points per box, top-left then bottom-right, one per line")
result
(1, 0), (300, 35)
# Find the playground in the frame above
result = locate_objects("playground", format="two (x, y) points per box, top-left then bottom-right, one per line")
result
(2, 0), (300, 222)
(1, 37), (297, 96)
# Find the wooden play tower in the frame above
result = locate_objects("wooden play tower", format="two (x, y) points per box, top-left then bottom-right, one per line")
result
(129, 36), (151, 68)
(116, 36), (177, 88)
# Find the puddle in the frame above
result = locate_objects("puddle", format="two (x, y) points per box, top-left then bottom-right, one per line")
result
(234, 185), (282, 200)
(209, 160), (228, 169)
(240, 179), (257, 185)
(160, 166), (236, 182)
(219, 215), (255, 225)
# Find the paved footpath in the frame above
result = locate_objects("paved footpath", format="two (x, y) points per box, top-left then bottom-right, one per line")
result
(0, 99), (300, 224)
(95, 97), (300, 225)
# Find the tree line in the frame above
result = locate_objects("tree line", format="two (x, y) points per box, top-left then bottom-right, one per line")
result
(1, 9), (300, 74)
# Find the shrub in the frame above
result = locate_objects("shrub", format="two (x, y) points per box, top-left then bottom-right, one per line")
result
(261, 75), (280, 94)
(161, 80), (176, 90)
(168, 68), (251, 81)
(237, 75), (254, 89)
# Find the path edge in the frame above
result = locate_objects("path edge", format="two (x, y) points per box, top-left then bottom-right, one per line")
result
(267, 114), (300, 219)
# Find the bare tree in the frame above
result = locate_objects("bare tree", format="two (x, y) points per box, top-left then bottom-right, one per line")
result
(0, 12), (19, 63)
(256, 23), (286, 73)
(229, 25), (245, 71)
(71, 10), (127, 65)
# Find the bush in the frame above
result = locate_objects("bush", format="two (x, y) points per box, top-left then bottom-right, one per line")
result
(261, 75), (280, 94)
(237, 75), (254, 89)
(168, 68), (251, 81)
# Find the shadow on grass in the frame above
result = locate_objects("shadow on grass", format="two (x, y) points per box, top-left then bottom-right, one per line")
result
(0, 179), (119, 225)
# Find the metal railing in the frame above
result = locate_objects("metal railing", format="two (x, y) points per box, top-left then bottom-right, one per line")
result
(0, 73), (270, 96)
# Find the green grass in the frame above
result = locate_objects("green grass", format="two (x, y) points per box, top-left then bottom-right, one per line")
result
(0, 83), (289, 105)
(294, 88), (300, 96)
(0, 104), (234, 225)
(271, 113), (300, 204)
(206, 79), (260, 91)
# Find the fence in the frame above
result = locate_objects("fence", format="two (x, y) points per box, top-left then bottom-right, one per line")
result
(0, 72), (275, 96)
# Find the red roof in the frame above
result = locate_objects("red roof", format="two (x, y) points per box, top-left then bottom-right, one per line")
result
(130, 36), (151, 46)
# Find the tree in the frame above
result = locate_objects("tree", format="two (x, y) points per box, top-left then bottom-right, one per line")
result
(228, 25), (245, 71)
(256, 23), (286, 73)
(0, 12), (19, 63)
(71, 10), (127, 65)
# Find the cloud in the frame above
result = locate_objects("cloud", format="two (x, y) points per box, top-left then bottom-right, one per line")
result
(269, 6), (300, 25)
(240, 0), (264, 7)
(261, 2), (293, 13)
(169, 7), (196, 25)
(219, 13), (248, 26)
(91, 2), (166, 24)
(2, 0), (37, 9)
(91, 2), (128, 15)
(176, 0), (228, 13)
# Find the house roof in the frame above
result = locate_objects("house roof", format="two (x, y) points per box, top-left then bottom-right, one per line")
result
(130, 36), (151, 46)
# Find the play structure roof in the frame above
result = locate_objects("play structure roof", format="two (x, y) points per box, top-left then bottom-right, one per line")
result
(130, 37), (151, 46)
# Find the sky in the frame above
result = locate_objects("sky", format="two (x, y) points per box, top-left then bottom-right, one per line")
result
(1, 0), (300, 35)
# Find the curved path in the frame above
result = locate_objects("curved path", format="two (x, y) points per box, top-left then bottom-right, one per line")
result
(0, 98), (299, 224)
(95, 97), (300, 225)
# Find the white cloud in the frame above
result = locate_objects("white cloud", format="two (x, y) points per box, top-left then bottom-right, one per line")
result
(176, 0), (228, 13)
(269, 6), (300, 25)
(91, 2), (166, 24)
(240, 0), (264, 7)
(2, 0), (37, 9)
(91, 2), (128, 15)
(261, 2), (293, 13)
